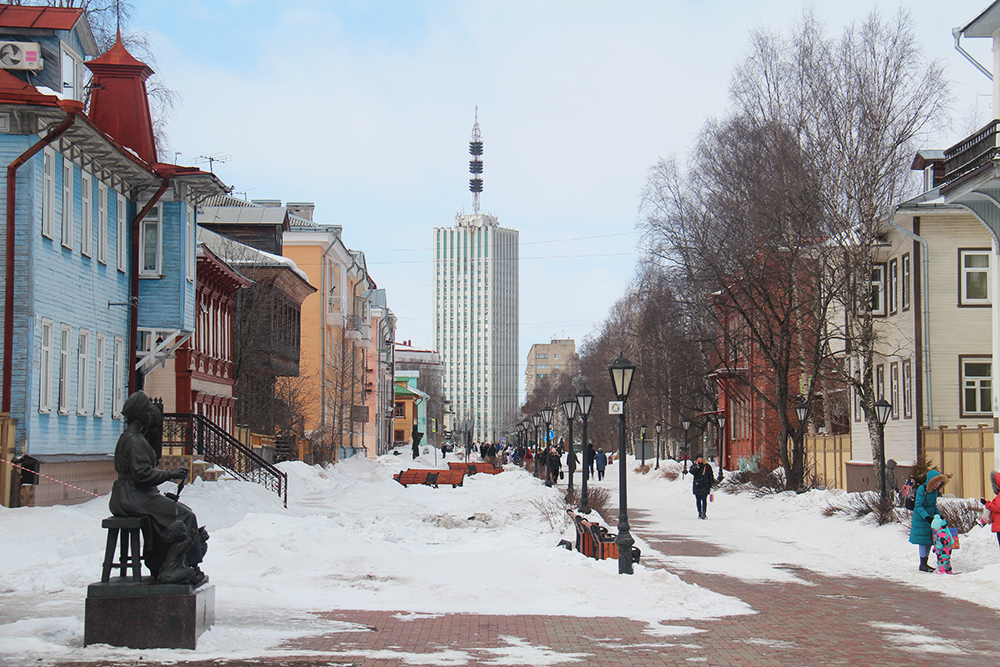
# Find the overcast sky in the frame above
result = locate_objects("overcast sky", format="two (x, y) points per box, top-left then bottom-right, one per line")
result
(133, 0), (993, 400)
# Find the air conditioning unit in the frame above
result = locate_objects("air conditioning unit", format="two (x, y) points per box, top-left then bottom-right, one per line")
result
(0, 42), (42, 71)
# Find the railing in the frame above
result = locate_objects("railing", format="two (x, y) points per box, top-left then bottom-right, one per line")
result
(346, 314), (372, 341)
(942, 119), (1000, 187)
(162, 413), (288, 507)
(921, 425), (995, 501)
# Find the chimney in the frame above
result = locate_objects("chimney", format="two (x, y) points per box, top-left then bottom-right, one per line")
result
(286, 202), (315, 221)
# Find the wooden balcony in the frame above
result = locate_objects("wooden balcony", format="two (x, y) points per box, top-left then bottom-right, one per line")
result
(941, 120), (1000, 191)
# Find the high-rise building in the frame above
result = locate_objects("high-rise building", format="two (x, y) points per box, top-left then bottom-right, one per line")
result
(432, 114), (519, 442)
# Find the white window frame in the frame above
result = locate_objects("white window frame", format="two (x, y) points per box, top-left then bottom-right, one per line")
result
(112, 336), (125, 418)
(901, 253), (911, 311)
(61, 158), (73, 249)
(39, 319), (53, 412)
(116, 193), (127, 272)
(61, 45), (83, 101)
(890, 361), (900, 419)
(888, 258), (898, 315)
(76, 329), (90, 415)
(42, 147), (55, 239)
(94, 334), (105, 417)
(962, 357), (993, 417)
(869, 264), (886, 316)
(140, 205), (162, 277)
(58, 325), (71, 414)
(902, 359), (912, 419)
(97, 181), (107, 264)
(960, 249), (991, 305)
(80, 170), (92, 257)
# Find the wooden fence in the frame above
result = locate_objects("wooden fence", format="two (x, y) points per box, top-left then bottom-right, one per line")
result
(805, 433), (850, 490)
(921, 425), (995, 501)
(0, 413), (15, 507)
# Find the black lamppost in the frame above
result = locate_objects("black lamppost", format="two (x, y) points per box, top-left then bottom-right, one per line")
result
(540, 405), (554, 486)
(716, 413), (727, 482)
(577, 385), (594, 513)
(795, 401), (810, 491)
(682, 417), (692, 476)
(655, 422), (662, 470)
(561, 394), (578, 497)
(874, 398), (892, 505)
(639, 424), (647, 465)
(532, 412), (542, 475)
(608, 352), (637, 575)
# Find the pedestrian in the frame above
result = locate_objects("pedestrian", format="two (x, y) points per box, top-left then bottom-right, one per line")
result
(930, 514), (955, 574)
(595, 448), (608, 481)
(691, 455), (714, 519)
(546, 444), (561, 486)
(909, 469), (947, 572)
(980, 470), (1000, 555)
(885, 459), (900, 502)
(586, 442), (595, 475)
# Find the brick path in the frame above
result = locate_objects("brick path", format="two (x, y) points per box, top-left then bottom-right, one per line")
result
(51, 508), (1000, 667)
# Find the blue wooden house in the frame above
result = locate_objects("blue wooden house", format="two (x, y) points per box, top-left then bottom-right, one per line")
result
(0, 7), (227, 505)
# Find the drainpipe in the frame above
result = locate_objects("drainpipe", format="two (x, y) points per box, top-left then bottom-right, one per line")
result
(953, 27), (993, 80)
(3, 100), (83, 413)
(319, 237), (338, 454)
(128, 176), (171, 394)
(889, 218), (932, 431)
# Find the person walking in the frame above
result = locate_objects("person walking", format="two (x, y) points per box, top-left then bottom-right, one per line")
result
(691, 455), (714, 519)
(595, 448), (608, 481)
(910, 469), (947, 572)
(585, 442), (596, 475)
(981, 471), (1000, 555)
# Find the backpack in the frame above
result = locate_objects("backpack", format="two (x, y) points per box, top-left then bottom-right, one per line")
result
(900, 478), (915, 511)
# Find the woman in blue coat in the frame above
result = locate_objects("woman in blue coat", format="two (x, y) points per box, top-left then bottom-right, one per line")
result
(909, 469), (947, 572)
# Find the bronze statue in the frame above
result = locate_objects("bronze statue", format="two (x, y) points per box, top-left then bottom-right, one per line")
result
(110, 391), (208, 586)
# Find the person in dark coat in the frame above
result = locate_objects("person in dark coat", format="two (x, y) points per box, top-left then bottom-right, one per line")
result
(909, 469), (946, 572)
(691, 456), (714, 519)
(110, 391), (208, 586)
(585, 442), (595, 475)
(546, 445), (561, 486)
(595, 448), (608, 480)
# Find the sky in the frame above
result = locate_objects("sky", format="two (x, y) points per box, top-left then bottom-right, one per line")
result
(129, 0), (996, 400)
(2, 451), (999, 664)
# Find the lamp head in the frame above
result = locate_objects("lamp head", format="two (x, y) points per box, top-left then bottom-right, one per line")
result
(874, 398), (892, 426)
(576, 385), (594, 417)
(540, 405), (554, 424)
(561, 394), (578, 420)
(655, 422), (662, 434)
(607, 352), (637, 401)
(682, 418), (691, 431)
(795, 401), (809, 424)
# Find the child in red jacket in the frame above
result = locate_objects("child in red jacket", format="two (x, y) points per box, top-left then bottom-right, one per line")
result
(982, 470), (1000, 554)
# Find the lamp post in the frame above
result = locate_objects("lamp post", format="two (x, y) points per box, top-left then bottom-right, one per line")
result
(716, 413), (727, 482)
(608, 352), (637, 575)
(540, 405), (554, 486)
(576, 385), (594, 513)
(682, 418), (691, 476)
(655, 422), (662, 470)
(874, 398), (892, 505)
(561, 395), (578, 497)
(532, 412), (542, 476)
(639, 424), (647, 466)
(795, 401), (810, 492)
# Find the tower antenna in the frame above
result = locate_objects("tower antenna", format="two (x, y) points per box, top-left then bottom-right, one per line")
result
(468, 107), (483, 214)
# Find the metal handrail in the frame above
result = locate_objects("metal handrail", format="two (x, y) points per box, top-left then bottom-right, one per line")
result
(162, 413), (288, 507)
(942, 119), (1000, 185)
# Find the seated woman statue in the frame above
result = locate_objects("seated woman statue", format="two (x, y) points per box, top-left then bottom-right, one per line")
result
(110, 391), (208, 586)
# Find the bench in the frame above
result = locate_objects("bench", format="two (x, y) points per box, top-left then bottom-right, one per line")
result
(448, 462), (502, 475)
(567, 511), (640, 563)
(393, 468), (466, 488)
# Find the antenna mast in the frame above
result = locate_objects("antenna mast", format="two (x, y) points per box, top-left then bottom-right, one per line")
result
(469, 107), (483, 214)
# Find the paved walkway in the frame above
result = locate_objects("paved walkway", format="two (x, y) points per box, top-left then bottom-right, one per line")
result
(52, 508), (1000, 667)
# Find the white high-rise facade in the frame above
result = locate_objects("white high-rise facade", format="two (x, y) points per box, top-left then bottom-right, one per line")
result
(433, 214), (519, 442)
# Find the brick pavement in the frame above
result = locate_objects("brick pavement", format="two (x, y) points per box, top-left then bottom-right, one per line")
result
(51, 508), (1000, 667)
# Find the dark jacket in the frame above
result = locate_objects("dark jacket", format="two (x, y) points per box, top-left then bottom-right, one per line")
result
(595, 450), (608, 471)
(691, 461), (714, 495)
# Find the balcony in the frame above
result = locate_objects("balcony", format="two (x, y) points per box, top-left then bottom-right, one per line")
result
(941, 120), (1000, 192)
(345, 314), (372, 344)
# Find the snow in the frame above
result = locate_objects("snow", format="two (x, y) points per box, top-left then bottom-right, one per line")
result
(2, 452), (999, 665)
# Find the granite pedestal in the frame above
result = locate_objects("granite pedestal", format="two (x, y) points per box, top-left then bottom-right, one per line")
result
(84, 577), (214, 649)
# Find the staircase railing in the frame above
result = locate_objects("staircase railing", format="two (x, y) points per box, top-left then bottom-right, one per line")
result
(162, 413), (288, 507)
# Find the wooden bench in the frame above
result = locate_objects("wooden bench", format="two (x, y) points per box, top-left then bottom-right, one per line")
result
(448, 462), (502, 475)
(567, 511), (640, 563)
(393, 468), (466, 488)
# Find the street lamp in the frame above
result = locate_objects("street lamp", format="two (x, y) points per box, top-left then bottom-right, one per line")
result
(682, 417), (692, 476)
(639, 424), (647, 466)
(532, 412), (542, 476)
(561, 394), (578, 497)
(576, 385), (594, 513)
(716, 413), (727, 482)
(795, 401), (810, 491)
(874, 398), (892, 505)
(608, 352), (637, 575)
(540, 405), (555, 486)
(655, 422), (662, 470)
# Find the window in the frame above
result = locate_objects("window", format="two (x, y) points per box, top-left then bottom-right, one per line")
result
(76, 330), (89, 415)
(902, 359), (912, 419)
(116, 194), (127, 272)
(61, 159), (73, 248)
(94, 334), (105, 416)
(140, 205), (161, 276)
(58, 325), (71, 414)
(870, 264), (886, 316)
(42, 148), (55, 238)
(61, 46), (83, 101)
(876, 364), (885, 401)
(888, 258), (898, 314)
(960, 250), (990, 305)
(112, 337), (124, 418)
(902, 253), (911, 311)
(39, 319), (53, 412)
(97, 182), (107, 264)
(890, 362), (900, 419)
(395, 401), (405, 417)
(80, 171), (92, 256)
(962, 358), (992, 416)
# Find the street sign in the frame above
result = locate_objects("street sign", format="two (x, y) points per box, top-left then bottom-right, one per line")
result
(608, 401), (623, 415)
